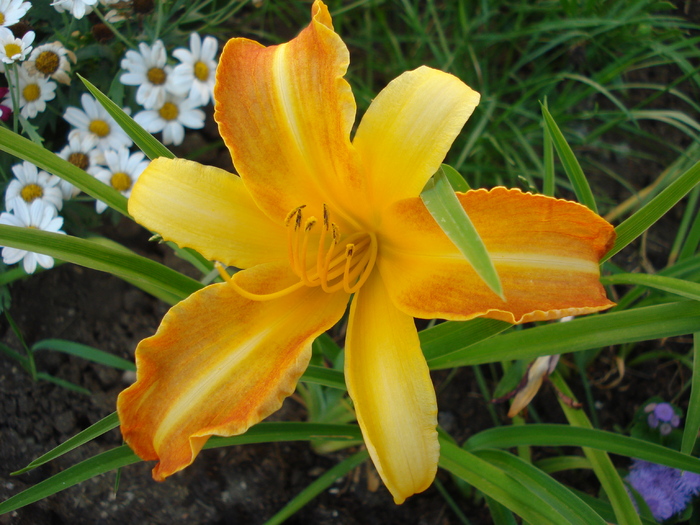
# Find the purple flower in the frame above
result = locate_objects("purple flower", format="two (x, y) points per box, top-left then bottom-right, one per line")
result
(627, 459), (700, 521)
(645, 402), (681, 436)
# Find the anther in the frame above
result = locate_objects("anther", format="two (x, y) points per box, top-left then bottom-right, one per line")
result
(284, 205), (305, 227)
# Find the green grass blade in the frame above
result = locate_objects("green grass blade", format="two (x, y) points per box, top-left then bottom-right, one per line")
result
(543, 117), (555, 196)
(439, 439), (565, 525)
(79, 75), (175, 161)
(603, 158), (700, 262)
(0, 126), (129, 217)
(428, 301), (700, 369)
(300, 365), (346, 391)
(12, 412), (120, 475)
(420, 318), (511, 361)
(535, 455), (592, 473)
(31, 339), (135, 372)
(0, 445), (140, 515)
(540, 103), (598, 213)
(263, 450), (369, 525)
(466, 423), (700, 473)
(474, 449), (607, 525)
(421, 167), (503, 298)
(601, 273), (700, 301)
(35, 372), (92, 395)
(549, 373), (641, 525)
(682, 332), (700, 455)
(0, 225), (202, 301)
(1, 422), (363, 515)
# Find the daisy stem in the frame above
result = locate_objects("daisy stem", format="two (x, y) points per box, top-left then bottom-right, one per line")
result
(92, 7), (135, 49)
(5, 63), (20, 134)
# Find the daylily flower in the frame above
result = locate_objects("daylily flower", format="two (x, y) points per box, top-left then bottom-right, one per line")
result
(117, 1), (616, 504)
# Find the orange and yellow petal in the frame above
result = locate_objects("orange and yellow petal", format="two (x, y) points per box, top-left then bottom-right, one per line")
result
(353, 66), (480, 214)
(214, 0), (366, 231)
(129, 158), (287, 269)
(117, 263), (349, 481)
(378, 187), (615, 323)
(345, 270), (439, 504)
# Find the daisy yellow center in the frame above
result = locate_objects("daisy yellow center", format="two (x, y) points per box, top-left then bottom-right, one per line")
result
(159, 102), (178, 121)
(194, 61), (209, 81)
(147, 67), (166, 85)
(20, 183), (43, 203)
(89, 119), (110, 137)
(68, 152), (89, 170)
(35, 50), (60, 75)
(0, 13), (5, 25)
(4, 43), (20, 58)
(23, 84), (40, 102)
(111, 172), (132, 192)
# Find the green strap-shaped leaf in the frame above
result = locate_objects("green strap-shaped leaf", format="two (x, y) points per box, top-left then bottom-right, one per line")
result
(421, 166), (503, 299)
(428, 301), (700, 369)
(540, 103), (598, 213)
(0, 126), (129, 216)
(439, 439), (567, 525)
(0, 422), (363, 515)
(0, 225), (202, 301)
(601, 272), (700, 301)
(420, 317), (512, 361)
(79, 75), (175, 161)
(31, 339), (135, 372)
(682, 332), (700, 455)
(467, 423), (700, 473)
(604, 158), (700, 262)
(263, 450), (369, 525)
(474, 449), (607, 525)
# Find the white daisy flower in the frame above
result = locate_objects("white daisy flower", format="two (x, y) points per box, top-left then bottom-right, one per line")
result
(0, 27), (33, 64)
(25, 41), (76, 85)
(55, 134), (105, 199)
(51, 0), (98, 19)
(0, 0), (31, 27)
(2, 65), (57, 119)
(134, 94), (205, 146)
(0, 198), (65, 274)
(5, 161), (64, 212)
(63, 93), (133, 151)
(171, 33), (218, 106)
(120, 40), (187, 110)
(93, 148), (149, 213)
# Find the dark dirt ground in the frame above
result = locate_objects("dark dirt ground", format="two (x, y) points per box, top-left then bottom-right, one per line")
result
(1, 4), (699, 524)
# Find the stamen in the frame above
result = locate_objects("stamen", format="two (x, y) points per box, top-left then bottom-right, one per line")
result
(216, 263), (305, 301)
(299, 217), (317, 285)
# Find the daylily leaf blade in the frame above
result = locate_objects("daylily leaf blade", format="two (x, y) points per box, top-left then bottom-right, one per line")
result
(540, 103), (598, 213)
(682, 332), (700, 455)
(603, 158), (700, 262)
(421, 166), (503, 299)
(428, 301), (700, 369)
(31, 339), (135, 372)
(0, 226), (202, 301)
(601, 272), (700, 302)
(79, 74), (175, 161)
(0, 126), (129, 216)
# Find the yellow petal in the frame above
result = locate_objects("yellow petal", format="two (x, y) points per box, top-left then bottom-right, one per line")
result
(117, 263), (349, 481)
(378, 187), (615, 323)
(353, 66), (480, 212)
(129, 157), (287, 269)
(345, 270), (439, 504)
(214, 0), (366, 230)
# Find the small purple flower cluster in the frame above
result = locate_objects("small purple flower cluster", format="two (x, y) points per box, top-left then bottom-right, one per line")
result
(645, 402), (681, 436)
(627, 459), (700, 521)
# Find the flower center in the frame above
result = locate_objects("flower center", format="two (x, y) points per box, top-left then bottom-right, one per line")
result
(4, 43), (20, 59)
(159, 101), (178, 121)
(194, 61), (209, 81)
(23, 84), (40, 102)
(35, 50), (60, 75)
(68, 152), (89, 170)
(21, 183), (43, 203)
(147, 67), (166, 85)
(0, 13), (5, 25)
(111, 172), (132, 192)
(89, 119), (110, 137)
